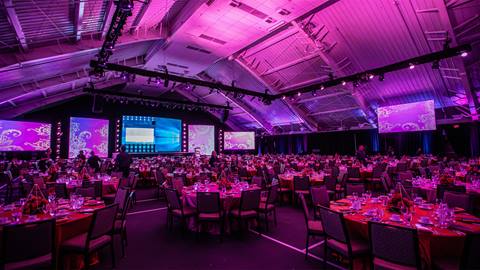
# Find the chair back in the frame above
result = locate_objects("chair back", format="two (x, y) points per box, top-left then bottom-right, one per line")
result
(462, 233), (480, 269)
(251, 176), (263, 188)
(372, 166), (384, 178)
(396, 163), (408, 172)
(114, 187), (129, 212)
(299, 193), (310, 224)
(369, 222), (420, 267)
(239, 189), (261, 211)
(319, 206), (348, 243)
(311, 186), (330, 207)
(89, 203), (119, 240)
(347, 167), (361, 179)
(196, 192), (221, 213)
(266, 184), (278, 204)
(165, 188), (182, 210)
(346, 183), (365, 196)
(293, 176), (310, 191)
(119, 191), (134, 221)
(55, 183), (68, 199)
(172, 177), (184, 192)
(154, 169), (165, 186)
(444, 191), (471, 211)
(398, 171), (413, 181)
(21, 181), (33, 197)
(324, 175), (336, 191)
(1, 219), (55, 266)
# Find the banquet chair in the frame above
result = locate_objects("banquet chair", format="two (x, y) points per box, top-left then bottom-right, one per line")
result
(345, 183), (365, 196)
(60, 204), (119, 270)
(82, 181), (103, 199)
(231, 189), (261, 233)
(172, 177), (184, 192)
(310, 186), (330, 220)
(251, 176), (263, 189)
(319, 206), (369, 270)
(196, 192), (224, 241)
(20, 181), (33, 197)
(114, 191), (135, 258)
(367, 166), (384, 191)
(112, 187), (130, 219)
(299, 193), (325, 260)
(433, 232), (480, 269)
(346, 167), (361, 183)
(324, 175), (341, 200)
(368, 221), (421, 270)
(444, 191), (471, 212)
(293, 176), (310, 205)
(396, 162), (408, 172)
(154, 169), (166, 200)
(54, 183), (69, 199)
(258, 184), (278, 231)
(436, 185), (466, 202)
(165, 188), (196, 231)
(1, 219), (56, 270)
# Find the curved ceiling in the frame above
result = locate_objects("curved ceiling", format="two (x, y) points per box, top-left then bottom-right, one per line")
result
(0, 0), (479, 133)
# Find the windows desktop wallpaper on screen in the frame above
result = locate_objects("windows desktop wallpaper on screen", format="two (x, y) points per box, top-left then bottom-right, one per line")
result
(121, 116), (181, 153)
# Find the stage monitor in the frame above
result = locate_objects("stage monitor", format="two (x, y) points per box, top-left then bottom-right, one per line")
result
(69, 117), (109, 158)
(378, 100), (436, 133)
(224, 131), (255, 150)
(121, 115), (181, 153)
(0, 120), (51, 151)
(188, 125), (215, 155)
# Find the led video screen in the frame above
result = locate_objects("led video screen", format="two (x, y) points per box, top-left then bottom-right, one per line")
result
(0, 120), (51, 151)
(224, 131), (255, 150)
(122, 116), (181, 153)
(69, 117), (109, 158)
(378, 100), (436, 133)
(188, 125), (215, 155)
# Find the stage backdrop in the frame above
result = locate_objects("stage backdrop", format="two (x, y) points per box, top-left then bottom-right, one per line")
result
(378, 100), (436, 133)
(0, 120), (51, 151)
(224, 131), (255, 150)
(69, 117), (109, 158)
(188, 125), (215, 155)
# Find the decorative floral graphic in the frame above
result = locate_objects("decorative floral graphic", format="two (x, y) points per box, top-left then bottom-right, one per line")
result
(224, 132), (255, 150)
(188, 125), (215, 155)
(0, 121), (51, 151)
(69, 117), (109, 158)
(378, 100), (436, 133)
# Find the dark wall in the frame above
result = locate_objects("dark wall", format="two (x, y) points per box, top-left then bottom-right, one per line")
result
(259, 123), (479, 157)
(17, 95), (228, 158)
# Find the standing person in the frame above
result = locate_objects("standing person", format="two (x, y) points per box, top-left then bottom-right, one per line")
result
(87, 150), (101, 173)
(209, 150), (218, 167)
(356, 145), (367, 164)
(115, 145), (132, 177)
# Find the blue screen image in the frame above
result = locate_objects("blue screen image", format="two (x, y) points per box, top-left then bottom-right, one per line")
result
(121, 115), (181, 153)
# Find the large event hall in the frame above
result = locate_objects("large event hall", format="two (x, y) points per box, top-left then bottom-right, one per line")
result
(1, 0), (480, 269)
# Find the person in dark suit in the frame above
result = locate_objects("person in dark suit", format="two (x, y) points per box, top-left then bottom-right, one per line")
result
(356, 145), (367, 164)
(87, 151), (101, 173)
(115, 145), (132, 177)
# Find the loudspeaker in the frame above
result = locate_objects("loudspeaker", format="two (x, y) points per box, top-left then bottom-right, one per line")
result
(221, 109), (229, 123)
(92, 95), (104, 114)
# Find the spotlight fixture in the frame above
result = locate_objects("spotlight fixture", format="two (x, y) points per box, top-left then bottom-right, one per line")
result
(352, 80), (359, 87)
(312, 90), (317, 96)
(282, 95), (286, 100)
(368, 74), (374, 80)
(320, 85), (325, 90)
(341, 81), (346, 86)
(297, 92), (301, 97)
(460, 51), (468, 57)
(409, 63), (415, 69)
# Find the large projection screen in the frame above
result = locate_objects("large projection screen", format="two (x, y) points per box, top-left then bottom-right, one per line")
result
(69, 117), (109, 158)
(0, 120), (51, 151)
(121, 116), (181, 153)
(378, 100), (436, 133)
(188, 125), (215, 155)
(224, 131), (255, 150)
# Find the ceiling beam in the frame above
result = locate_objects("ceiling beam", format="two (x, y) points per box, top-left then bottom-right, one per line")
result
(435, 0), (479, 121)
(309, 106), (359, 116)
(73, 0), (85, 42)
(295, 91), (350, 103)
(3, 0), (28, 51)
(130, 0), (151, 32)
(291, 21), (378, 127)
(100, 0), (115, 40)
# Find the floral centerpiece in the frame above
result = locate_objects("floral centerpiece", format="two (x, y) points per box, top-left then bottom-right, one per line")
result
(22, 184), (49, 215)
(218, 177), (232, 190)
(439, 173), (455, 186)
(387, 192), (413, 213)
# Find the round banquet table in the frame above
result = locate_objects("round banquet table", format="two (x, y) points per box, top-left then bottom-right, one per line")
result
(0, 201), (106, 270)
(56, 177), (119, 196)
(329, 198), (480, 269)
(411, 182), (480, 203)
(181, 183), (261, 233)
